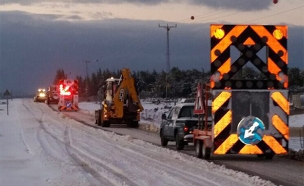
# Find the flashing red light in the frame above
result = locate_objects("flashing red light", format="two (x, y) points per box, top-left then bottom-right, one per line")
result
(184, 127), (189, 132)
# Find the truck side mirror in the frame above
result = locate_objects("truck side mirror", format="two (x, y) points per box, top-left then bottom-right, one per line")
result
(161, 113), (167, 120)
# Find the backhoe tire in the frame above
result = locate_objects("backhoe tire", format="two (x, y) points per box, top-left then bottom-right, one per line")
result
(101, 120), (110, 127)
(131, 121), (139, 128)
(127, 120), (139, 128)
(95, 110), (101, 126)
(96, 117), (101, 126)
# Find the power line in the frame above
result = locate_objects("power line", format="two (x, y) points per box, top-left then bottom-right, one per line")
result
(243, 5), (304, 23)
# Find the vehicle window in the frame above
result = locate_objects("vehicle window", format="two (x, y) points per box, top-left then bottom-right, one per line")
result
(167, 108), (174, 120)
(179, 106), (198, 118)
(172, 107), (181, 120)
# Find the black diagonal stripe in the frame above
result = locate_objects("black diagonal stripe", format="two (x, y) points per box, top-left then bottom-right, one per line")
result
(211, 47), (230, 73)
(214, 126), (231, 149)
(256, 140), (270, 153)
(234, 26), (264, 45)
(211, 25), (236, 50)
(213, 105), (230, 124)
(268, 48), (288, 74)
(214, 107), (231, 148)
(226, 46), (254, 79)
(230, 140), (245, 154)
(264, 25), (287, 49)
(264, 25), (276, 35)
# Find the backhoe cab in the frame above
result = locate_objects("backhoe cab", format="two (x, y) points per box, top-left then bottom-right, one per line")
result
(95, 68), (144, 128)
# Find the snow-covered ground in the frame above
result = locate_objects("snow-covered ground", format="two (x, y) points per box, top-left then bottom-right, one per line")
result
(0, 99), (277, 186)
(78, 100), (304, 151)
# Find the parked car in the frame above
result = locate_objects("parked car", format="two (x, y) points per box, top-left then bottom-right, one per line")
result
(34, 88), (47, 102)
(160, 102), (212, 150)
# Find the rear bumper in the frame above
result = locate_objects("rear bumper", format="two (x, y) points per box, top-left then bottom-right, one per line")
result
(35, 97), (47, 102)
(183, 134), (194, 142)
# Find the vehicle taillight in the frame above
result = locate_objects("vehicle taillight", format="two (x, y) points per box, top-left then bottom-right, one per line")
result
(183, 126), (189, 132)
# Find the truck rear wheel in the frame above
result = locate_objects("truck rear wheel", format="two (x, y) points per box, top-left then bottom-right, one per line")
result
(175, 134), (184, 150)
(160, 130), (168, 146)
(196, 140), (203, 158)
(202, 144), (211, 160)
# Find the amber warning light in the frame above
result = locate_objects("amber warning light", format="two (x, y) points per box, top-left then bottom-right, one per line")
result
(273, 29), (283, 40)
(214, 28), (225, 39)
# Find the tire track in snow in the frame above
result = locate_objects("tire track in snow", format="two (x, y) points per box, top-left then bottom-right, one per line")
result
(48, 102), (262, 185)
(22, 101), (110, 185)
(73, 129), (227, 186)
(23, 100), (138, 186)
(49, 101), (299, 186)
(63, 127), (114, 186)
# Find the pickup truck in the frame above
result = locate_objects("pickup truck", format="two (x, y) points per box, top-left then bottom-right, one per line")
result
(160, 102), (212, 150)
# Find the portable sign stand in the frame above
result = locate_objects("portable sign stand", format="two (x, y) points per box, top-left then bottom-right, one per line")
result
(193, 24), (289, 160)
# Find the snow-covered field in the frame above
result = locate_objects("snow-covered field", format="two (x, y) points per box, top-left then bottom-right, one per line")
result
(78, 100), (304, 151)
(0, 99), (278, 186)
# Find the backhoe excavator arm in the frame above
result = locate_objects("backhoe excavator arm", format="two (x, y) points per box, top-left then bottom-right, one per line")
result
(113, 68), (144, 118)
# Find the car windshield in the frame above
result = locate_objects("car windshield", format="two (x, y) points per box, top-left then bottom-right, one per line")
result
(179, 106), (197, 118)
(178, 105), (212, 118)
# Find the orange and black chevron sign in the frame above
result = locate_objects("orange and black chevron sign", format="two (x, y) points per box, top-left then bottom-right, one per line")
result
(210, 25), (289, 155)
(210, 24), (288, 90)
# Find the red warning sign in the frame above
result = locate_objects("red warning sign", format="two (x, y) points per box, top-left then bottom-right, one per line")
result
(194, 83), (205, 114)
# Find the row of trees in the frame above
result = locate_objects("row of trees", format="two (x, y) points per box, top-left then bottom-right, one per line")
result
(53, 67), (304, 99)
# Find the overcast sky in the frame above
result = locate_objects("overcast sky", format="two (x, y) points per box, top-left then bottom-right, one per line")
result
(0, 0), (304, 96)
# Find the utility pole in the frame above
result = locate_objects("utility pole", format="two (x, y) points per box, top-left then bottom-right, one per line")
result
(159, 23), (177, 99)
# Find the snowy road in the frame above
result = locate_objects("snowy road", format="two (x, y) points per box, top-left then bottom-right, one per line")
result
(0, 99), (277, 186)
(64, 102), (304, 186)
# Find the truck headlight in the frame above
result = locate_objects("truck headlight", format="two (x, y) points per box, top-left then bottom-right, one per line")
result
(39, 93), (46, 97)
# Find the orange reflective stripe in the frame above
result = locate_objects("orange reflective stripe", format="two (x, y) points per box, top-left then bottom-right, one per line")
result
(268, 58), (281, 75)
(211, 25), (247, 62)
(263, 135), (287, 154)
(271, 92), (289, 114)
(243, 37), (255, 45)
(72, 106), (78, 111)
(212, 91), (231, 114)
(214, 110), (232, 138)
(251, 26), (287, 63)
(272, 115), (289, 140)
(239, 145), (263, 154)
(218, 58), (231, 77)
(214, 134), (238, 154)
(210, 81), (215, 89)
